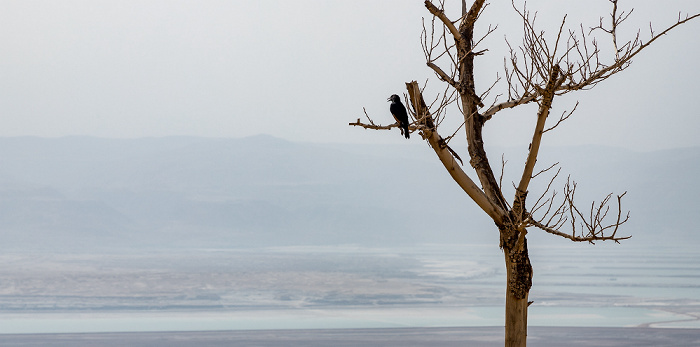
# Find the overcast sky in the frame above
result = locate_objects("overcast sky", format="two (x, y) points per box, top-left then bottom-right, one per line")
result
(1, 0), (698, 151)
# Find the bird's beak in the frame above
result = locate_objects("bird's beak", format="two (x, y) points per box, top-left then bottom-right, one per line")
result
(387, 97), (391, 102)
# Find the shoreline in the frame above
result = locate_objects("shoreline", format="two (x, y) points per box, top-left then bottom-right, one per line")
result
(1, 304), (697, 334)
(0, 326), (699, 347)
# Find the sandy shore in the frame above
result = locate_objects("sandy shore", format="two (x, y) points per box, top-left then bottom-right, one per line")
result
(1, 326), (699, 347)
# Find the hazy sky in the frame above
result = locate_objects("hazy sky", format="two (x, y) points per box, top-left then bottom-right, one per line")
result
(1, 0), (698, 151)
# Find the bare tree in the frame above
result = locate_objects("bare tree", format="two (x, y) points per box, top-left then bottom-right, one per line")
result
(350, 1), (698, 346)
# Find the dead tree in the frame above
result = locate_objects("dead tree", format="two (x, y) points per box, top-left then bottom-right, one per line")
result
(350, 1), (698, 346)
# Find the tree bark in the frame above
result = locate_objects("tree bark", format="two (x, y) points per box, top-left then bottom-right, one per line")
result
(500, 224), (533, 347)
(504, 285), (529, 346)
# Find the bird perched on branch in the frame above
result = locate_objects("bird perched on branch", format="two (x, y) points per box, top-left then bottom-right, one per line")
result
(388, 94), (410, 139)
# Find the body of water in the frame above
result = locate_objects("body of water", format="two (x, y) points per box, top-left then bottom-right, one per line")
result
(0, 243), (698, 334)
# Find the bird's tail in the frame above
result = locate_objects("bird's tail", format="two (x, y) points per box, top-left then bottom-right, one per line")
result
(403, 124), (410, 139)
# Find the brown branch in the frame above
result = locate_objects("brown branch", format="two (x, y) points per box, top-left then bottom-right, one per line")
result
(362, 107), (376, 125)
(543, 102), (578, 133)
(482, 94), (537, 119)
(529, 177), (630, 243)
(561, 10), (700, 92)
(514, 65), (562, 213)
(438, 136), (464, 166)
(427, 62), (459, 89)
(531, 162), (559, 180)
(463, 0), (486, 30)
(348, 119), (397, 131)
(498, 154), (507, 191)
(529, 219), (629, 243)
(424, 1), (461, 41)
(530, 167), (561, 217)
(406, 81), (507, 224)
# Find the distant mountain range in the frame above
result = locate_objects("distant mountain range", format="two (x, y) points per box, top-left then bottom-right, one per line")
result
(0, 135), (696, 251)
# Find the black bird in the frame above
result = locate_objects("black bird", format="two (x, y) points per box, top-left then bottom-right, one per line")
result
(388, 94), (410, 139)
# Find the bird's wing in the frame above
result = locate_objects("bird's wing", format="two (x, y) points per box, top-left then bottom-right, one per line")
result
(390, 103), (409, 124)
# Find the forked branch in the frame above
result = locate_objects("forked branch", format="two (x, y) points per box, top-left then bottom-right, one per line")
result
(528, 176), (631, 243)
(424, 1), (462, 41)
(487, 0), (700, 122)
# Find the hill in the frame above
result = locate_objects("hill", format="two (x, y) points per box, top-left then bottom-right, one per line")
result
(0, 135), (696, 250)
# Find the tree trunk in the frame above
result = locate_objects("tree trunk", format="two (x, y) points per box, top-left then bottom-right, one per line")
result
(501, 224), (533, 347)
(504, 258), (530, 346)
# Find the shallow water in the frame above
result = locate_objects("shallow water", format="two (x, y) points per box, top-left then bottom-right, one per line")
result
(0, 306), (690, 334)
(0, 243), (697, 334)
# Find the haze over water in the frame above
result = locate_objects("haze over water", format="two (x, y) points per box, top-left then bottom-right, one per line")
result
(0, 136), (698, 336)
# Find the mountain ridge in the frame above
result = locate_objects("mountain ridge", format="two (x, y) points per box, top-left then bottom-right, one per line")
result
(0, 135), (695, 250)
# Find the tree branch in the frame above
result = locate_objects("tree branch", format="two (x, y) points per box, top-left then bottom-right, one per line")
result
(427, 62), (459, 89)
(529, 219), (629, 243)
(463, 0), (486, 30)
(514, 65), (562, 217)
(560, 9), (700, 92)
(482, 94), (537, 119)
(543, 102), (578, 133)
(348, 119), (401, 131)
(424, 1), (462, 42)
(528, 177), (631, 243)
(406, 81), (507, 224)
